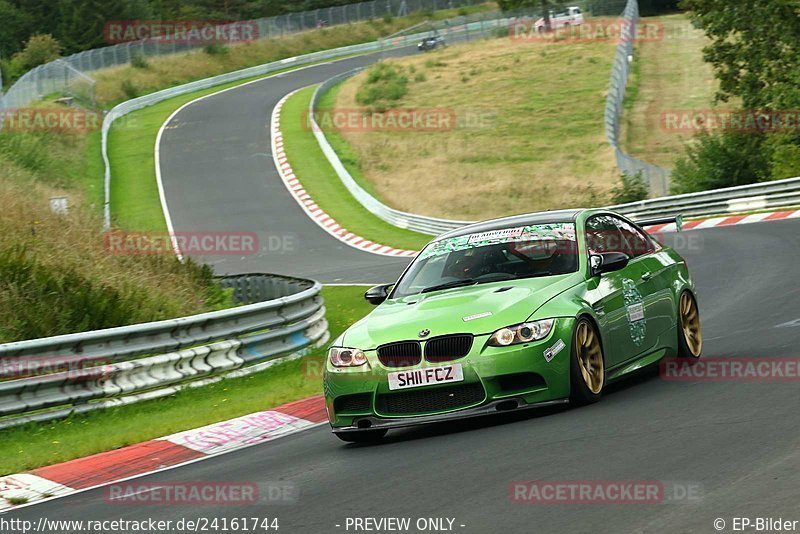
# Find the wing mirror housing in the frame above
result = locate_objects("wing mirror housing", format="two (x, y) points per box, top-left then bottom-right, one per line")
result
(590, 252), (630, 277)
(365, 284), (393, 305)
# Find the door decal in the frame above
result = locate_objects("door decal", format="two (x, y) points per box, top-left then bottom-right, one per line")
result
(622, 278), (646, 346)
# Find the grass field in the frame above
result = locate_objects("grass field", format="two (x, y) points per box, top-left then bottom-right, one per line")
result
(0, 113), (233, 345)
(280, 87), (431, 251)
(329, 35), (619, 220)
(0, 285), (371, 476)
(622, 15), (718, 169)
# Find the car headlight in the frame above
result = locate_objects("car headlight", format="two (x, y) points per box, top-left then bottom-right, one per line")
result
(488, 319), (555, 347)
(328, 347), (369, 368)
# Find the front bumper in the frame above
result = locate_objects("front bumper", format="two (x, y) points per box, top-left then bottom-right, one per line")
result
(332, 397), (569, 433)
(324, 318), (575, 430)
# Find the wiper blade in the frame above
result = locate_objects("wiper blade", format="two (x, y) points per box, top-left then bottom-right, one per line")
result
(420, 278), (477, 294)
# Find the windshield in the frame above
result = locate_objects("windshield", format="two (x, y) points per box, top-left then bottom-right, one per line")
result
(392, 223), (578, 298)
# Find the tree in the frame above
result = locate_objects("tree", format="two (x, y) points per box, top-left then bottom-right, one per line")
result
(681, 0), (800, 110)
(497, 0), (561, 31)
(638, 0), (681, 16)
(0, 1), (32, 59)
(10, 34), (61, 71)
(56, 0), (133, 52)
(671, 131), (772, 194)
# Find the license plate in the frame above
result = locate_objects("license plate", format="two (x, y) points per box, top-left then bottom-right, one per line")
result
(387, 364), (464, 391)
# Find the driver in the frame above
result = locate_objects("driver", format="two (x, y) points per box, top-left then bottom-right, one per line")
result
(444, 249), (485, 279)
(508, 238), (572, 274)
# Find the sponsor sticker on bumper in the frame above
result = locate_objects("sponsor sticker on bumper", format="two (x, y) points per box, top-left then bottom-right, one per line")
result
(388, 364), (464, 391)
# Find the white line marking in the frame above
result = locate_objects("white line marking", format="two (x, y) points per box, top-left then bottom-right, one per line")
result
(150, 55), (376, 260)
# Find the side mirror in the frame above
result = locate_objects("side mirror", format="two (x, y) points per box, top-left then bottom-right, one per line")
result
(590, 252), (630, 277)
(365, 284), (393, 305)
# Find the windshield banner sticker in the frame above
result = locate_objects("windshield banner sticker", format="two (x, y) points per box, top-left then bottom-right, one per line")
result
(468, 227), (525, 243)
(419, 223), (576, 261)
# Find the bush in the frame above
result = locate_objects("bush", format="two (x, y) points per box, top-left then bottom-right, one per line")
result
(10, 34), (61, 71)
(0, 132), (53, 174)
(131, 52), (150, 69)
(671, 131), (772, 194)
(610, 172), (649, 204)
(0, 129), (86, 190)
(356, 63), (408, 108)
(493, 25), (510, 38)
(766, 135), (800, 180)
(0, 176), (235, 343)
(0, 246), (229, 342)
(424, 59), (446, 69)
(203, 43), (229, 56)
(121, 79), (139, 99)
(0, 58), (24, 88)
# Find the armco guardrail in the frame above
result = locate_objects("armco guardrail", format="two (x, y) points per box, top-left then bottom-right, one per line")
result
(310, 69), (471, 236)
(609, 176), (800, 220)
(0, 274), (328, 430)
(102, 15), (511, 229)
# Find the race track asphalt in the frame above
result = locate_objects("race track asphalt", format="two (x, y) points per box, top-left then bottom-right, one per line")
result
(9, 219), (800, 533)
(155, 47), (423, 284)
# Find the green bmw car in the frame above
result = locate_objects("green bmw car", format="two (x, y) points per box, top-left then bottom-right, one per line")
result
(324, 209), (703, 442)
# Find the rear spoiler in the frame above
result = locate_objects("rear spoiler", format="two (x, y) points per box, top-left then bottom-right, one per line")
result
(635, 214), (684, 232)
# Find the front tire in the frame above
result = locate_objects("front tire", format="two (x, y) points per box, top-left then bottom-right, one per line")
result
(569, 318), (605, 405)
(334, 429), (387, 443)
(677, 291), (702, 359)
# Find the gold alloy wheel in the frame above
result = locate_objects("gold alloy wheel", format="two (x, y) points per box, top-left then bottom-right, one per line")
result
(576, 321), (604, 394)
(679, 292), (703, 357)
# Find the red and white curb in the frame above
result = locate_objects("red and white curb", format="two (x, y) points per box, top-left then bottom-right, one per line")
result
(270, 90), (798, 253)
(647, 209), (800, 233)
(270, 89), (799, 253)
(0, 395), (326, 512)
(271, 91), (417, 258)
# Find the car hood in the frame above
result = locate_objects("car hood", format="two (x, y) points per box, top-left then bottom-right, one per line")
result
(341, 273), (582, 349)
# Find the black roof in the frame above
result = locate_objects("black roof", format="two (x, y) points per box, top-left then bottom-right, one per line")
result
(434, 209), (585, 241)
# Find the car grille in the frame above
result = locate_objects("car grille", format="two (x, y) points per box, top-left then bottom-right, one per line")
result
(424, 334), (474, 363)
(334, 393), (372, 414)
(377, 341), (422, 367)
(376, 383), (486, 415)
